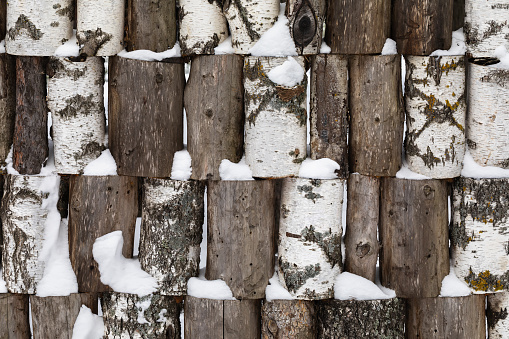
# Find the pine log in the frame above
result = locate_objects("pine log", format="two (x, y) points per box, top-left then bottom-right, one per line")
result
(348, 55), (404, 177)
(487, 292), (509, 338)
(5, 0), (73, 56)
(47, 57), (106, 174)
(451, 178), (509, 293)
(453, 0), (465, 31)
(278, 178), (343, 300)
(244, 56), (307, 178)
(126, 0), (177, 52)
(0, 1), (6, 40)
(261, 300), (315, 339)
(309, 54), (348, 179)
(184, 55), (244, 180)
(13, 56), (48, 175)
(109, 56), (184, 178)
(206, 180), (276, 299)
(285, 0), (326, 55)
(345, 173), (379, 282)
(68, 175), (138, 292)
(391, 0), (454, 55)
(316, 299), (406, 338)
(406, 295), (486, 339)
(0, 54), (16, 165)
(380, 178), (449, 298)
(0, 293), (30, 339)
(325, 0), (391, 54)
(466, 60), (509, 167)
(405, 55), (466, 178)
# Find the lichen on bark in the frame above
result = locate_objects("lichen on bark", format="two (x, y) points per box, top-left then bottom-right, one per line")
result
(300, 225), (342, 267)
(77, 28), (113, 56)
(465, 268), (509, 292)
(8, 14), (44, 40)
(278, 259), (321, 295)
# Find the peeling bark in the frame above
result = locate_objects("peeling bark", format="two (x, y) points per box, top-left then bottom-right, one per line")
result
(487, 292), (509, 338)
(0, 293), (30, 339)
(261, 300), (315, 339)
(286, 0), (325, 55)
(0, 54), (16, 165)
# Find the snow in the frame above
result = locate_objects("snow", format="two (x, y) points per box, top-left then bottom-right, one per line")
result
(0, 40), (5, 54)
(171, 149), (192, 180)
(133, 217), (142, 257)
(375, 267), (397, 298)
(92, 231), (158, 297)
(214, 36), (234, 54)
(298, 158), (340, 179)
(0, 270), (6, 293)
(335, 272), (393, 300)
(55, 30), (80, 57)
(72, 305), (104, 339)
(430, 28), (466, 56)
(461, 148), (509, 178)
(319, 40), (331, 54)
(440, 266), (471, 297)
(117, 43), (181, 61)
(381, 38), (397, 55)
(396, 160), (432, 180)
(493, 45), (509, 69)
(187, 269), (235, 300)
(219, 157), (253, 180)
(136, 299), (152, 324)
(83, 149), (118, 176)
(265, 271), (294, 302)
(267, 56), (305, 87)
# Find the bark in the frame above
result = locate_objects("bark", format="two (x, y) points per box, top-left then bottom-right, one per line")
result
(453, 0), (465, 31)
(184, 55), (244, 180)
(0, 1), (6, 40)
(345, 173), (379, 282)
(109, 56), (184, 178)
(0, 293), (30, 339)
(47, 57), (106, 174)
(451, 178), (509, 293)
(406, 295), (486, 339)
(57, 174), (70, 218)
(392, 0), (454, 55)
(244, 56), (307, 178)
(206, 180), (276, 299)
(316, 299), (406, 338)
(0, 54), (16, 165)
(5, 0), (73, 56)
(261, 300), (315, 339)
(309, 54), (348, 179)
(487, 292), (509, 339)
(348, 55), (404, 177)
(325, 0), (390, 54)
(285, 0), (326, 55)
(405, 55), (466, 178)
(380, 178), (449, 298)
(68, 175), (138, 292)
(278, 178), (343, 300)
(139, 179), (205, 296)
(13, 56), (48, 175)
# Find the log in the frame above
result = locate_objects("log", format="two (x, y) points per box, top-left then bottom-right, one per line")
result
(184, 55), (244, 180)
(206, 180), (276, 299)
(404, 55), (466, 178)
(451, 178), (509, 293)
(487, 292), (509, 338)
(5, 0), (73, 56)
(391, 0), (454, 55)
(126, 0), (177, 52)
(278, 178), (343, 300)
(68, 175), (138, 292)
(0, 293), (30, 339)
(244, 56), (307, 178)
(344, 173), (379, 282)
(286, 0), (326, 55)
(325, 0), (391, 54)
(0, 1), (5, 40)
(406, 295), (486, 338)
(261, 300), (315, 338)
(0, 54), (16, 165)
(57, 174), (70, 218)
(13, 56), (48, 175)
(316, 299), (406, 338)
(348, 55), (404, 177)
(109, 56), (184, 178)
(453, 0), (465, 31)
(380, 178), (449, 298)
(47, 56), (106, 174)
(466, 60), (509, 167)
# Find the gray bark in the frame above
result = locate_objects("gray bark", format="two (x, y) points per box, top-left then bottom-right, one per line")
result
(0, 293), (30, 339)
(0, 54), (15, 165)
(261, 300), (315, 339)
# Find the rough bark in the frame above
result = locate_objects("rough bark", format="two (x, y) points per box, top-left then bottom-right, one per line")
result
(309, 54), (348, 179)
(392, 0), (454, 55)
(68, 175), (138, 292)
(109, 56), (184, 178)
(0, 293), (30, 339)
(406, 295), (486, 339)
(0, 1), (6, 40)
(405, 55), (466, 178)
(285, 0), (326, 55)
(261, 300), (315, 339)
(13, 56), (48, 175)
(487, 292), (509, 338)
(453, 0), (465, 31)
(349, 55), (404, 177)
(325, 0), (391, 54)
(206, 180), (276, 299)
(0, 54), (16, 165)
(244, 56), (307, 178)
(278, 178), (343, 300)
(185, 55), (244, 180)
(380, 178), (449, 298)
(316, 299), (406, 338)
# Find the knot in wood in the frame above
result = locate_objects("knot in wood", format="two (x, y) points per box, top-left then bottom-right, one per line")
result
(267, 319), (278, 334)
(155, 73), (164, 83)
(423, 185), (434, 197)
(355, 243), (371, 258)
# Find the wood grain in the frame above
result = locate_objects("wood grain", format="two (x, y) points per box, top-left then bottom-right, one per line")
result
(286, 0), (326, 54)
(261, 300), (315, 338)
(0, 54), (15, 165)
(0, 293), (30, 339)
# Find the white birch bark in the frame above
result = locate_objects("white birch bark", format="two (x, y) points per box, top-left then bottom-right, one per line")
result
(488, 291), (509, 339)
(47, 57), (105, 174)
(6, 0), (73, 56)
(244, 56), (307, 178)
(77, 0), (124, 56)
(278, 178), (343, 300)
(404, 56), (466, 178)
(466, 62), (509, 167)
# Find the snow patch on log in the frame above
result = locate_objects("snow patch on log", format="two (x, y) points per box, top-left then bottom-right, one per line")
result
(265, 270), (294, 302)
(299, 158), (340, 179)
(462, 148), (509, 178)
(431, 28), (467, 56)
(381, 38), (397, 55)
(487, 292), (509, 338)
(54, 30), (79, 57)
(171, 150), (192, 181)
(440, 265), (472, 297)
(187, 270), (236, 300)
(267, 56), (305, 87)
(214, 36), (234, 54)
(117, 42), (181, 61)
(82, 149), (117, 176)
(219, 157), (254, 180)
(72, 305), (104, 339)
(334, 272), (393, 301)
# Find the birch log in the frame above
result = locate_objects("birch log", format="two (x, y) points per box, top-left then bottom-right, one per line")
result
(139, 179), (205, 296)
(466, 61), (509, 167)
(185, 55), (244, 180)
(76, 0), (124, 56)
(244, 56), (307, 178)
(47, 57), (105, 174)
(206, 180), (276, 299)
(278, 178), (343, 300)
(6, 0), (73, 56)
(309, 54), (348, 179)
(0, 294), (30, 339)
(451, 178), (509, 293)
(285, 0), (326, 55)
(0, 54), (15, 165)
(224, 0), (280, 54)
(488, 292), (509, 338)
(380, 178), (449, 298)
(261, 300), (315, 339)
(405, 56), (466, 178)
(349, 55), (404, 177)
